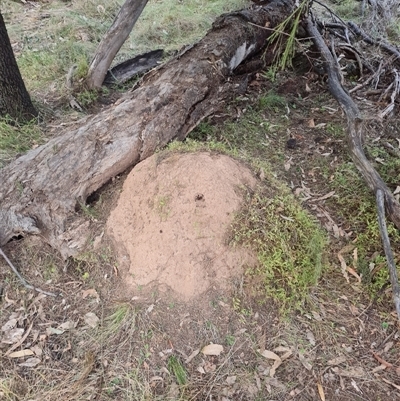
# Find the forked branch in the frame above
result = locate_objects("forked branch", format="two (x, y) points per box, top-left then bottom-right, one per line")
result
(376, 190), (400, 320)
(306, 17), (400, 318)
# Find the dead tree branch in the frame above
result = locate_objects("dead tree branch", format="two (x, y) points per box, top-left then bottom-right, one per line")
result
(306, 17), (400, 315)
(376, 190), (400, 320)
(306, 17), (400, 229)
(347, 21), (400, 62)
(86, 0), (149, 89)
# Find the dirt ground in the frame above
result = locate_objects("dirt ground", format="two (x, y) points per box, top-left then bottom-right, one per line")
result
(1, 40), (400, 401)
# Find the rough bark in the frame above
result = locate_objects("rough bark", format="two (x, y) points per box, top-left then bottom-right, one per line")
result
(0, 0), (295, 257)
(86, 0), (149, 89)
(0, 11), (37, 120)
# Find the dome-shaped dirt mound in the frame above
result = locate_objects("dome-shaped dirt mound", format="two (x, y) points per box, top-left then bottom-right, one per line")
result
(106, 151), (257, 300)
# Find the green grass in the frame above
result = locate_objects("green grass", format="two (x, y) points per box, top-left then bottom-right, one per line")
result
(76, 89), (99, 108)
(100, 303), (136, 340)
(0, 117), (44, 167)
(4, 1), (121, 94)
(232, 189), (327, 311)
(168, 355), (187, 386)
(127, 0), (248, 56)
(4, 0), (248, 98)
(332, 0), (361, 20)
(189, 106), (288, 161)
(316, 141), (400, 296)
(258, 91), (287, 111)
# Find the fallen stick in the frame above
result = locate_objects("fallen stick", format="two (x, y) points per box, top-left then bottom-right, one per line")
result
(0, 247), (57, 297)
(348, 21), (400, 62)
(306, 16), (400, 319)
(376, 190), (400, 320)
(306, 17), (400, 229)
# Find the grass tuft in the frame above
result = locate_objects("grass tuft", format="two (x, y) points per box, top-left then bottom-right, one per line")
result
(100, 303), (136, 341)
(0, 117), (44, 167)
(232, 189), (327, 312)
(168, 355), (187, 386)
(258, 91), (287, 111)
(127, 0), (248, 56)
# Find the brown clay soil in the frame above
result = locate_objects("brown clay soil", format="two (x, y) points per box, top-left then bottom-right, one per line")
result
(1, 60), (400, 401)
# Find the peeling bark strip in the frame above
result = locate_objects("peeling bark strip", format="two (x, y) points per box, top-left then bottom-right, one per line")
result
(0, 1), (295, 256)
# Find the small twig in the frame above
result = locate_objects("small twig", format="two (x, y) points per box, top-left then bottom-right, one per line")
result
(66, 64), (77, 91)
(378, 82), (394, 102)
(337, 43), (364, 77)
(0, 247), (57, 297)
(382, 141), (400, 158)
(349, 57), (394, 93)
(5, 322), (33, 356)
(329, 35), (345, 85)
(376, 189), (400, 320)
(327, 28), (348, 43)
(322, 22), (352, 44)
(348, 21), (400, 61)
(247, 21), (303, 42)
(378, 68), (400, 118)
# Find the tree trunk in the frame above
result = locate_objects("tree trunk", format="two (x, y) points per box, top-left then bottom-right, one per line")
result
(0, 0), (295, 257)
(0, 11), (37, 121)
(86, 0), (149, 89)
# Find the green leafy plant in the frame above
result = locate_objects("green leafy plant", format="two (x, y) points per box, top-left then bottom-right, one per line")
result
(77, 200), (99, 220)
(258, 91), (287, 111)
(76, 89), (98, 108)
(0, 116), (43, 167)
(225, 334), (236, 346)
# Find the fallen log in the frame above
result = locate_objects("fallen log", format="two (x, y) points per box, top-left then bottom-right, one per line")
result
(0, 0), (295, 257)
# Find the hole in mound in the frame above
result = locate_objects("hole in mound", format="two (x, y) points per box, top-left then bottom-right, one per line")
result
(86, 191), (100, 205)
